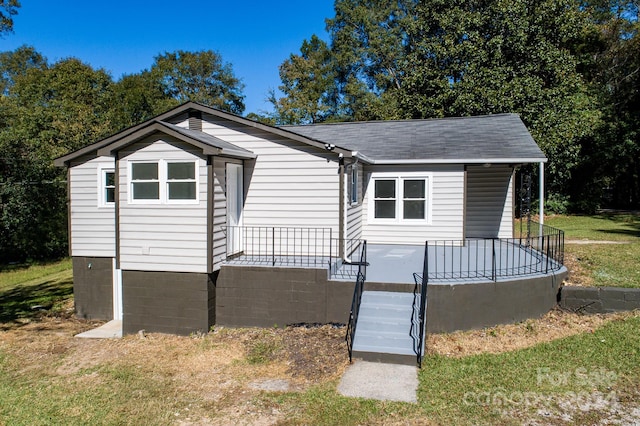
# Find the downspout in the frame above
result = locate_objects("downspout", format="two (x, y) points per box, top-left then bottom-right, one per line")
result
(539, 161), (544, 233)
(338, 156), (345, 259)
(115, 152), (120, 270)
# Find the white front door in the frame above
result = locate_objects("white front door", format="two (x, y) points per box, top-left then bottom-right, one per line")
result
(226, 163), (244, 255)
(112, 259), (123, 320)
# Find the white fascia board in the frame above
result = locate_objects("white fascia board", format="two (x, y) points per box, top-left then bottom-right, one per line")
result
(364, 157), (547, 165)
(352, 151), (375, 164)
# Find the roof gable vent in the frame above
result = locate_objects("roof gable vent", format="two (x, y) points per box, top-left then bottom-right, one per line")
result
(188, 110), (202, 132)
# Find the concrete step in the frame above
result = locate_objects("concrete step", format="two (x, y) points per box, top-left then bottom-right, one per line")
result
(353, 330), (415, 354)
(351, 290), (421, 365)
(356, 317), (410, 333)
(358, 305), (409, 322)
(361, 291), (415, 306)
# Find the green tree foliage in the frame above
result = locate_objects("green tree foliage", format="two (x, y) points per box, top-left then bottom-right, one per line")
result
(571, 0), (639, 210)
(269, 35), (339, 124)
(109, 71), (177, 131)
(0, 46), (247, 262)
(149, 50), (245, 115)
(272, 0), (615, 205)
(0, 45), (46, 95)
(0, 54), (114, 262)
(0, 0), (19, 35)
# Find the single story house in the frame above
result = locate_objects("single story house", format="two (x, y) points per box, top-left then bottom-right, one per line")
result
(55, 102), (561, 345)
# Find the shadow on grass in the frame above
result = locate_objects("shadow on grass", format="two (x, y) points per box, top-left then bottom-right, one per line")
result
(591, 212), (640, 238)
(0, 278), (73, 323)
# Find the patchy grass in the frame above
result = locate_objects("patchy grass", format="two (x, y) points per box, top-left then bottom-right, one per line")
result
(3, 310), (638, 425)
(544, 213), (640, 288)
(563, 243), (640, 288)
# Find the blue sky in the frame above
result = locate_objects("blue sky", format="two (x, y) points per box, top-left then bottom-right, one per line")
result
(0, 1), (335, 115)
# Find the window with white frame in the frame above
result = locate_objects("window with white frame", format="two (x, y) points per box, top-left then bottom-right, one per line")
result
(99, 168), (115, 207)
(371, 175), (430, 222)
(129, 160), (198, 203)
(374, 179), (396, 218)
(167, 162), (196, 200)
(349, 165), (359, 205)
(402, 179), (426, 219)
(131, 162), (159, 200)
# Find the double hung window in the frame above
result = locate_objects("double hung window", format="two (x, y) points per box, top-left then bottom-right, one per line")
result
(129, 161), (197, 203)
(131, 163), (159, 200)
(371, 175), (430, 222)
(99, 168), (116, 207)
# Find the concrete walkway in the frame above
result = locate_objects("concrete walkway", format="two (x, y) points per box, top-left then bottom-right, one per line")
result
(75, 320), (122, 339)
(337, 360), (418, 403)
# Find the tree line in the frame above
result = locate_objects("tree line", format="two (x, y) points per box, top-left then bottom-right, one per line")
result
(0, 46), (244, 262)
(269, 0), (639, 214)
(0, 0), (638, 263)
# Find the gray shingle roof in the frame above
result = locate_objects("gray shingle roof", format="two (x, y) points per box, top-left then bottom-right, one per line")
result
(282, 113), (545, 163)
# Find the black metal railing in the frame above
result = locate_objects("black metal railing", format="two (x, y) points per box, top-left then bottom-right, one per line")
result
(515, 219), (565, 267)
(424, 221), (564, 282)
(330, 237), (367, 279)
(345, 240), (367, 363)
(222, 226), (333, 267)
(410, 241), (429, 368)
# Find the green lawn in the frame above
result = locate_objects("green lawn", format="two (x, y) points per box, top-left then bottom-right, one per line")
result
(0, 258), (73, 323)
(545, 213), (640, 241)
(545, 213), (640, 288)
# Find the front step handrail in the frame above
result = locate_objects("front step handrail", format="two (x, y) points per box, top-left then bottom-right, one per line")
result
(345, 240), (367, 362)
(410, 241), (429, 368)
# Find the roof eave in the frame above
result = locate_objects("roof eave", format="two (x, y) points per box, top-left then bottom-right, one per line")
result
(366, 157), (548, 165)
(95, 121), (223, 157)
(55, 101), (337, 166)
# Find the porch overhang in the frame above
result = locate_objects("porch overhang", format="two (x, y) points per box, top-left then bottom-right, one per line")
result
(351, 152), (547, 165)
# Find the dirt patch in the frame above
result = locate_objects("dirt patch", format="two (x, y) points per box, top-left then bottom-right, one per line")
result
(562, 252), (594, 287)
(427, 307), (632, 357)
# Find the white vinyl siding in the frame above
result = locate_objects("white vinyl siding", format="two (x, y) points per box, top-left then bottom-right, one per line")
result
(69, 156), (116, 257)
(199, 114), (340, 232)
(465, 165), (514, 238)
(118, 136), (208, 273)
(362, 165), (465, 244)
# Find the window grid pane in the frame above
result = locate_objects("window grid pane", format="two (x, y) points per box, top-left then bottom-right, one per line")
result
(168, 182), (196, 200)
(375, 180), (395, 198)
(132, 163), (158, 180)
(105, 188), (115, 203)
(403, 200), (425, 219)
(133, 182), (159, 199)
(375, 200), (396, 218)
(105, 171), (115, 187)
(167, 162), (195, 180)
(404, 180), (425, 199)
